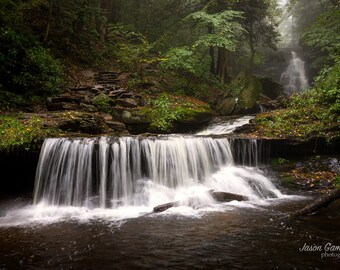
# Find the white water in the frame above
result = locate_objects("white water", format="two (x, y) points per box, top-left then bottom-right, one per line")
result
(0, 136), (304, 227)
(196, 116), (254, 136)
(280, 51), (309, 95)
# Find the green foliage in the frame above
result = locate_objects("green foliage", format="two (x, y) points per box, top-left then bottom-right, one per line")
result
(107, 24), (160, 74)
(186, 10), (244, 51)
(0, 115), (55, 150)
(147, 94), (182, 132)
(91, 93), (112, 113)
(289, 61), (340, 118)
(302, 9), (340, 64)
(335, 175), (340, 190)
(0, 91), (25, 109)
(14, 46), (63, 95)
(161, 47), (208, 77)
(277, 158), (289, 166)
(0, 28), (63, 95)
(143, 93), (211, 132)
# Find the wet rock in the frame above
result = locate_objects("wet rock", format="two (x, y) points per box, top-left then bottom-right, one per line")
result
(217, 73), (262, 115)
(57, 113), (110, 134)
(240, 75), (262, 110)
(233, 123), (255, 134)
(80, 103), (98, 113)
(216, 97), (237, 115)
(92, 85), (105, 90)
(105, 120), (127, 131)
(71, 85), (92, 91)
(153, 191), (248, 213)
(47, 102), (81, 111)
(330, 158), (340, 173)
(178, 111), (212, 125)
(49, 94), (81, 104)
(115, 98), (138, 108)
(120, 110), (146, 124)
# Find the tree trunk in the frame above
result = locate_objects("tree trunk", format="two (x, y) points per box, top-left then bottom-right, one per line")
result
(249, 45), (255, 73)
(208, 25), (216, 74)
(290, 189), (340, 218)
(216, 48), (229, 83)
(248, 25), (255, 73)
(43, 0), (53, 44)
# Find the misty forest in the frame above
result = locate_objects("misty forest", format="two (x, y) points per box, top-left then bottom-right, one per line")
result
(0, 0), (339, 269)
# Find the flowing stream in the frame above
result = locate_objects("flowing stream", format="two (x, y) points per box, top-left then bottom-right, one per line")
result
(0, 117), (339, 269)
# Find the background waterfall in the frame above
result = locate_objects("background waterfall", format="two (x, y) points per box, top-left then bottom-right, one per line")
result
(280, 51), (309, 95)
(33, 136), (283, 210)
(277, 0), (309, 94)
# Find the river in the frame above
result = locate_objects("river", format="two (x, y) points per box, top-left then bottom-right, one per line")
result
(0, 117), (339, 269)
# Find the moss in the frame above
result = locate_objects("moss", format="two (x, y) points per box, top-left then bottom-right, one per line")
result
(91, 93), (113, 112)
(253, 106), (340, 141)
(141, 93), (211, 132)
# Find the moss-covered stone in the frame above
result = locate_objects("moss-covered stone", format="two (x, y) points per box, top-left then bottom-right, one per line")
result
(219, 72), (262, 115)
(57, 111), (110, 134)
(216, 97), (237, 115)
(91, 93), (113, 112)
(240, 74), (262, 110)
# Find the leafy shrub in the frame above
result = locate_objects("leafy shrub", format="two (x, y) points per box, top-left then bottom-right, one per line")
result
(161, 47), (206, 76)
(14, 46), (63, 95)
(0, 28), (63, 96)
(107, 24), (157, 74)
(0, 115), (56, 150)
(147, 94), (182, 132)
(289, 61), (340, 119)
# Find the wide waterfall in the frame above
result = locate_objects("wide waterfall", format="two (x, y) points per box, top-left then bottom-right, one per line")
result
(33, 136), (283, 212)
(280, 51), (309, 95)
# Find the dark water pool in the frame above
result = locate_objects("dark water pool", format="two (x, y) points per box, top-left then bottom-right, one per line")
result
(0, 197), (339, 269)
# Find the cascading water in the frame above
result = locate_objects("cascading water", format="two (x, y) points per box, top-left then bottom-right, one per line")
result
(196, 116), (254, 136)
(280, 51), (309, 95)
(278, 0), (309, 95)
(32, 136), (282, 212)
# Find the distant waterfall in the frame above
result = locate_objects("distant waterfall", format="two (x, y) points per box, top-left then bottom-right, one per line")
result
(33, 136), (282, 209)
(280, 51), (309, 95)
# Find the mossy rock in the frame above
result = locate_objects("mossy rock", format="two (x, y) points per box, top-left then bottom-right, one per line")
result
(240, 74), (262, 110)
(57, 112), (110, 134)
(223, 72), (262, 115)
(91, 93), (114, 112)
(216, 97), (237, 115)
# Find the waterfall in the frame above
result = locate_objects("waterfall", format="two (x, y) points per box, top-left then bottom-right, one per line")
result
(33, 136), (283, 209)
(196, 116), (254, 136)
(280, 51), (309, 95)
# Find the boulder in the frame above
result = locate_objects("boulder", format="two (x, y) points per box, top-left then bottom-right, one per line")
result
(115, 98), (138, 108)
(105, 120), (127, 131)
(216, 97), (237, 115)
(120, 110), (146, 124)
(178, 111), (213, 125)
(57, 112), (110, 134)
(91, 93), (114, 109)
(241, 75), (262, 110)
(153, 191), (248, 213)
(47, 102), (81, 111)
(258, 76), (284, 100)
(217, 72), (262, 115)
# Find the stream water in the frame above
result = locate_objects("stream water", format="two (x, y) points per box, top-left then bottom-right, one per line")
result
(0, 118), (339, 269)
